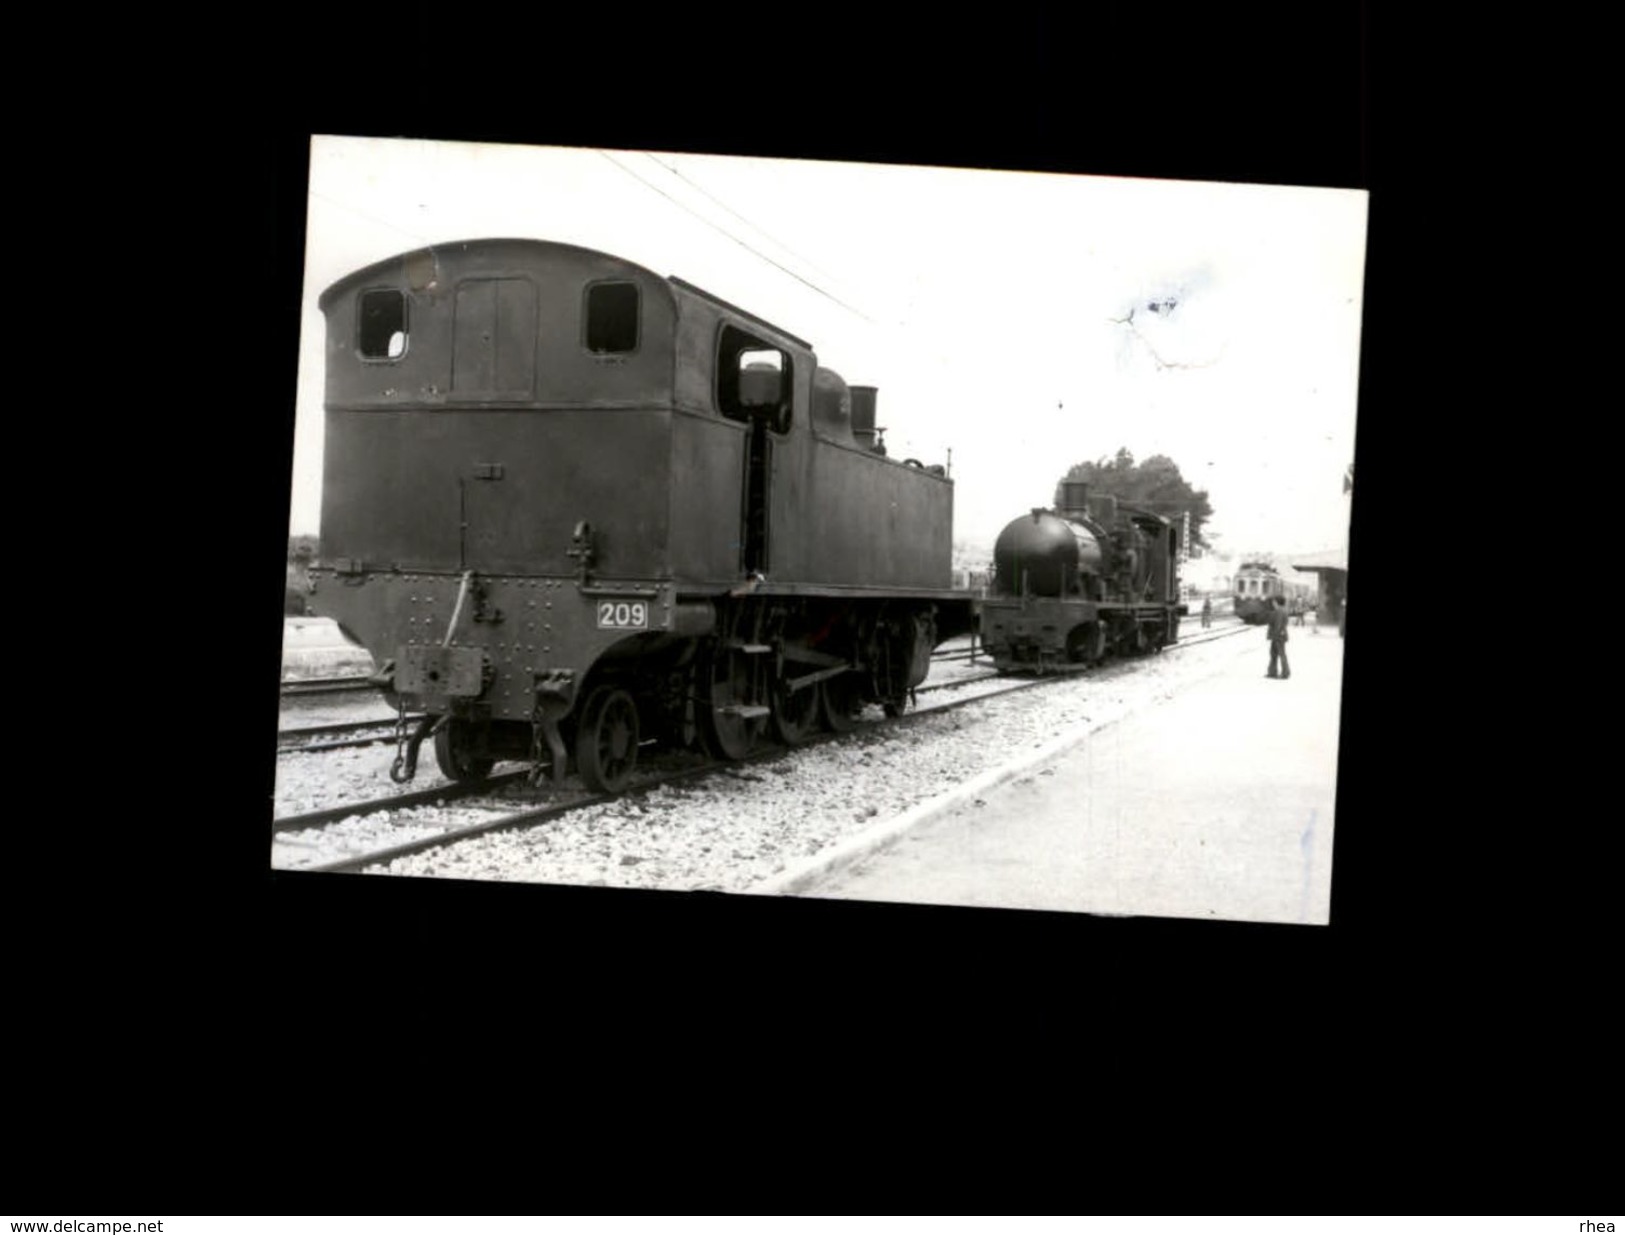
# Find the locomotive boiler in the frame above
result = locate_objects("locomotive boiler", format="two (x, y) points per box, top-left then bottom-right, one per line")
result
(305, 239), (977, 793)
(978, 480), (1184, 671)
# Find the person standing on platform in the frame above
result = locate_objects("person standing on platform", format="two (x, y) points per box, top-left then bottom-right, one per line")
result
(1267, 595), (1291, 679)
(1201, 595), (1212, 629)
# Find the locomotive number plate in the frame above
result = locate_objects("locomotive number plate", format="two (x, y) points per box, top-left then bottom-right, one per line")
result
(596, 600), (649, 630)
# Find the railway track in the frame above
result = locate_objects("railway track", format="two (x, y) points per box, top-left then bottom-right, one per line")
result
(272, 620), (1252, 875)
(279, 675), (376, 697)
(278, 677), (1033, 874)
(277, 717), (415, 754)
(272, 768), (534, 833)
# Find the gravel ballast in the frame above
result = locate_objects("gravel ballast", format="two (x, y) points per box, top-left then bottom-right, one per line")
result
(272, 626), (1260, 891)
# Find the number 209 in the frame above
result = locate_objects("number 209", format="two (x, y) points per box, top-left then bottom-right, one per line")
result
(597, 601), (648, 629)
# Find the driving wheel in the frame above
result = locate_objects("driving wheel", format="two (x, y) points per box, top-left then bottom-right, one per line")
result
(818, 673), (864, 733)
(575, 687), (640, 793)
(701, 647), (765, 760)
(770, 670), (819, 746)
(434, 716), (495, 781)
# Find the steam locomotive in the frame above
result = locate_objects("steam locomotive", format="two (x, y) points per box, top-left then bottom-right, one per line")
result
(305, 239), (977, 792)
(978, 481), (1185, 672)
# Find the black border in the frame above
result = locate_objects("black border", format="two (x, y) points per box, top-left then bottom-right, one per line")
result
(248, 15), (1387, 996)
(68, 9), (1511, 1176)
(47, 6), (1592, 1211)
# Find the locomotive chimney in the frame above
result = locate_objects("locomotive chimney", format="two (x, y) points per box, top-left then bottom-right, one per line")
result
(850, 386), (879, 451)
(1060, 480), (1090, 520)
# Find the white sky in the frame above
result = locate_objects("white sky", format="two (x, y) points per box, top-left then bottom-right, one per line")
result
(291, 135), (1366, 560)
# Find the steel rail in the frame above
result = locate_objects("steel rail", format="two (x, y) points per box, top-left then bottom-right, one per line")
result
(281, 624), (1254, 873)
(300, 763), (724, 875)
(272, 770), (531, 834)
(279, 676), (376, 697)
(273, 623), (1252, 846)
(279, 717), (408, 742)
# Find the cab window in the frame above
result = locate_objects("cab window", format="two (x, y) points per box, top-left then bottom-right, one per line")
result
(359, 289), (407, 360)
(717, 324), (792, 433)
(585, 281), (640, 354)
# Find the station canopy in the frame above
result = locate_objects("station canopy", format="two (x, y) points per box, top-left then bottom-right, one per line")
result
(1289, 547), (1348, 574)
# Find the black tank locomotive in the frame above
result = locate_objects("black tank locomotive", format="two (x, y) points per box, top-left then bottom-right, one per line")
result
(979, 481), (1184, 672)
(306, 239), (977, 792)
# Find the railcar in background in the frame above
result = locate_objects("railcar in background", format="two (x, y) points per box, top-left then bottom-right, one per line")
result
(1233, 561), (1286, 624)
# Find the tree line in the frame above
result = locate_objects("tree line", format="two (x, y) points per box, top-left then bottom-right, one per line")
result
(1054, 448), (1215, 551)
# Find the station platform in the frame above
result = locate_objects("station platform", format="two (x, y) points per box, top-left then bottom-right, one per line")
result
(803, 624), (1344, 926)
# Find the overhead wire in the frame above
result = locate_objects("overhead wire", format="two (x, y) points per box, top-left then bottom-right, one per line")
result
(596, 149), (873, 323)
(308, 189), (434, 248)
(601, 149), (958, 459)
(642, 153), (857, 297)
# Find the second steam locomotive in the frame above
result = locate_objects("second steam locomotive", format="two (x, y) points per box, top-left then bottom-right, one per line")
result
(978, 481), (1185, 672)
